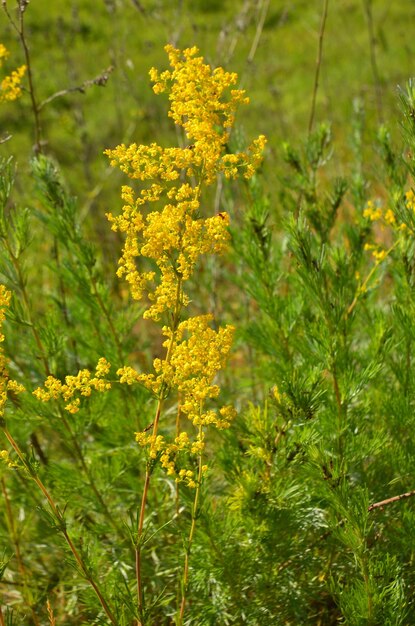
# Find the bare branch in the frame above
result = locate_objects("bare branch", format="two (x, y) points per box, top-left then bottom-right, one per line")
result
(368, 489), (415, 512)
(38, 65), (114, 111)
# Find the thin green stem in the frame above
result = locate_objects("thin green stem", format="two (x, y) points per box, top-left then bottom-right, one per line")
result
(177, 424), (204, 625)
(57, 409), (123, 534)
(90, 273), (125, 365)
(308, 0), (329, 136)
(4, 238), (50, 376)
(135, 276), (183, 625)
(362, 0), (383, 124)
(175, 395), (181, 516)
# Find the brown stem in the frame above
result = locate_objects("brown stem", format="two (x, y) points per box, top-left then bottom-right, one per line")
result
(135, 398), (163, 622)
(368, 489), (415, 512)
(18, 5), (42, 152)
(308, 0), (329, 136)
(2, 427), (118, 625)
(2, 2), (42, 152)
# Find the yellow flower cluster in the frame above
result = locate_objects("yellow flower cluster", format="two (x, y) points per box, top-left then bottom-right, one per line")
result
(363, 198), (407, 230)
(134, 430), (207, 488)
(122, 314), (236, 485)
(364, 243), (387, 264)
(0, 44), (26, 103)
(0, 449), (18, 468)
(105, 45), (266, 320)
(120, 314), (236, 426)
(0, 285), (25, 419)
(405, 189), (415, 211)
(104, 47), (263, 485)
(363, 200), (383, 222)
(33, 358), (111, 414)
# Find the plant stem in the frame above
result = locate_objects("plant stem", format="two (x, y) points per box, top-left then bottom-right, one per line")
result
(308, 0), (329, 136)
(177, 424), (204, 625)
(175, 395), (181, 516)
(368, 488), (415, 512)
(247, 0), (270, 65)
(362, 0), (383, 124)
(136, 397), (163, 623)
(2, 1), (42, 152)
(90, 273), (125, 366)
(4, 239), (51, 376)
(2, 426), (118, 625)
(135, 276), (183, 625)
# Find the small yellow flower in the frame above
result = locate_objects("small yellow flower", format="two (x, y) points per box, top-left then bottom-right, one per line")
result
(384, 209), (396, 226)
(363, 200), (382, 222)
(0, 285), (25, 419)
(405, 189), (415, 211)
(0, 450), (18, 468)
(272, 385), (281, 402)
(0, 44), (26, 103)
(372, 248), (387, 264)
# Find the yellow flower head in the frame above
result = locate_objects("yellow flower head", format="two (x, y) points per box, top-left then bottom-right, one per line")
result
(0, 44), (26, 103)
(0, 285), (25, 419)
(363, 200), (382, 222)
(33, 359), (112, 413)
(405, 189), (415, 211)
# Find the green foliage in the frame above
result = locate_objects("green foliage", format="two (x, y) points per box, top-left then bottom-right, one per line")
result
(2, 1), (415, 625)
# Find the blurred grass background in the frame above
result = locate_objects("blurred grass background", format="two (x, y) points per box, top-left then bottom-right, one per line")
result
(1, 0), (414, 208)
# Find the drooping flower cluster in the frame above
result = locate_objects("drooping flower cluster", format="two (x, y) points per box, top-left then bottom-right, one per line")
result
(105, 45), (266, 322)
(0, 285), (25, 419)
(0, 44), (26, 103)
(33, 358), (112, 414)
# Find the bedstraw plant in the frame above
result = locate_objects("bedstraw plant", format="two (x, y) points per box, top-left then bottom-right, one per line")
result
(3, 6), (415, 625)
(0, 45), (265, 625)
